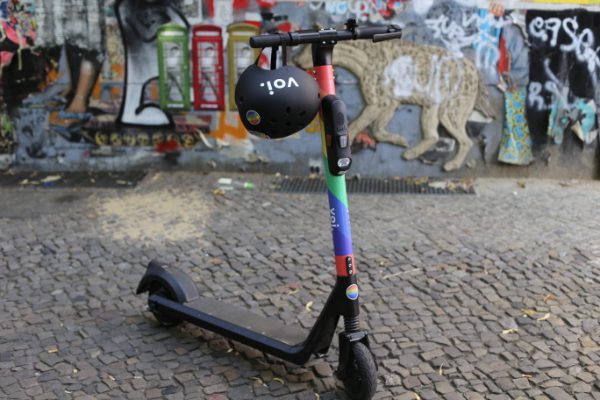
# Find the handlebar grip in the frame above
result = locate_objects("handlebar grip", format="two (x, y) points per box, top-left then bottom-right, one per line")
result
(250, 33), (289, 48)
(354, 26), (390, 39)
(372, 31), (403, 43)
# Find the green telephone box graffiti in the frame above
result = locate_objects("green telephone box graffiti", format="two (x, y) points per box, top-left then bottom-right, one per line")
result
(157, 23), (191, 110)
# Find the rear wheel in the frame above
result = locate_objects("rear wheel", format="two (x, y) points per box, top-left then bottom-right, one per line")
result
(342, 342), (377, 400)
(148, 285), (182, 327)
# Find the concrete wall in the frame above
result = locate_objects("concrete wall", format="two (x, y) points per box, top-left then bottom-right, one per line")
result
(0, 0), (599, 178)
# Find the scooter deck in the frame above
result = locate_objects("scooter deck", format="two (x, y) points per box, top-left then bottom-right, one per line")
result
(186, 296), (307, 346)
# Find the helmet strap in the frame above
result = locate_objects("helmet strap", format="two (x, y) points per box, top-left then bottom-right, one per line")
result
(270, 46), (279, 70)
(253, 45), (288, 69)
(281, 45), (288, 66)
(269, 45), (287, 70)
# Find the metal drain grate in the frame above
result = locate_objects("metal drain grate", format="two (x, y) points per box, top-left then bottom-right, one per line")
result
(0, 171), (147, 188)
(274, 177), (475, 195)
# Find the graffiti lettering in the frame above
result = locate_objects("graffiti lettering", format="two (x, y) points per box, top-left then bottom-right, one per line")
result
(383, 54), (464, 105)
(528, 81), (547, 111)
(308, 0), (402, 22)
(425, 10), (508, 72)
(528, 57), (594, 113)
(528, 16), (600, 74)
(425, 13), (478, 53)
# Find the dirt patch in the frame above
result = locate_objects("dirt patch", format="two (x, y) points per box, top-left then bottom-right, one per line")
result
(96, 187), (211, 242)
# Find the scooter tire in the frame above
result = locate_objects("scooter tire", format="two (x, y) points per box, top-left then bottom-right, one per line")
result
(343, 342), (377, 400)
(149, 286), (182, 327)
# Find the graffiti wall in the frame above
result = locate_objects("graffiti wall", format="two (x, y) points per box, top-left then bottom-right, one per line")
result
(0, 0), (599, 177)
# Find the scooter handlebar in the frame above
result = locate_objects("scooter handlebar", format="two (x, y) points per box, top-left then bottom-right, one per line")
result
(249, 23), (401, 48)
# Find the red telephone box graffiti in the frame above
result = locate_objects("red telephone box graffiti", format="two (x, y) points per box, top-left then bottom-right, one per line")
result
(192, 25), (225, 111)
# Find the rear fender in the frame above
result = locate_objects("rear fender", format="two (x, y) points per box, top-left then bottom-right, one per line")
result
(136, 260), (200, 303)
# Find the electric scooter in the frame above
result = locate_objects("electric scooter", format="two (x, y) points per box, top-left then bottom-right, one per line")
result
(137, 19), (402, 400)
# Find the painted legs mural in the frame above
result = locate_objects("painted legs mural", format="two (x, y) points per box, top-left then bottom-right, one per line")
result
(50, 46), (102, 138)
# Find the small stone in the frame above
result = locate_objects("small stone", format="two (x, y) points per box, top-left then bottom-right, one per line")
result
(435, 381), (454, 394)
(313, 362), (333, 377)
(95, 383), (109, 393)
(545, 387), (573, 400)
(383, 374), (402, 387)
(421, 348), (445, 361)
(572, 382), (591, 393)
(403, 375), (421, 389)
(514, 378), (531, 390)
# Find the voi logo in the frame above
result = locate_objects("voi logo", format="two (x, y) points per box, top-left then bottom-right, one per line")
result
(260, 78), (299, 95)
(330, 208), (339, 229)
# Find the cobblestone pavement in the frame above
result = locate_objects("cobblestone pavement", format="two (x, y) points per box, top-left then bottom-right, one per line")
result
(1, 172), (600, 400)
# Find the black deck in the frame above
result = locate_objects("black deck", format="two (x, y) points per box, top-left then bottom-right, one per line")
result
(186, 297), (307, 347)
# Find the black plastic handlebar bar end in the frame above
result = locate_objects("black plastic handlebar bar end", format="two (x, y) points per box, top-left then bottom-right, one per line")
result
(372, 31), (403, 43)
(250, 33), (287, 48)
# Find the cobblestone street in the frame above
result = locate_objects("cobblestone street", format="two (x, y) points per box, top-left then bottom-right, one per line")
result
(1, 172), (600, 400)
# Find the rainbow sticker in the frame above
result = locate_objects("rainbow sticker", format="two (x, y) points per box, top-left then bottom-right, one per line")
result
(346, 284), (359, 300)
(246, 110), (261, 126)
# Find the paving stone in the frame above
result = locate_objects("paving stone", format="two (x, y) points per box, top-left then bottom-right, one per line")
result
(435, 381), (454, 394)
(513, 378), (531, 390)
(545, 387), (574, 400)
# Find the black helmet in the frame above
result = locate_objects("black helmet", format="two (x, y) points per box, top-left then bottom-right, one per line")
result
(235, 53), (320, 139)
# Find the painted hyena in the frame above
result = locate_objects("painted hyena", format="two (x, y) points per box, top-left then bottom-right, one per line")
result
(295, 41), (493, 171)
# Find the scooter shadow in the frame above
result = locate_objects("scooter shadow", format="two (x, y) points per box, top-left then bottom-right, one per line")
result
(137, 312), (350, 399)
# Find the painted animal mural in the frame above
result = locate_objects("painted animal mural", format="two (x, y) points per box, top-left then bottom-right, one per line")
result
(295, 40), (494, 171)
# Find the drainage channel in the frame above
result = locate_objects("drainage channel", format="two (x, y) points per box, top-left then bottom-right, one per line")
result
(273, 177), (476, 195)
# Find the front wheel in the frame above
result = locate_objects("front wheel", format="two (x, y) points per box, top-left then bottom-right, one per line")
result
(342, 342), (377, 400)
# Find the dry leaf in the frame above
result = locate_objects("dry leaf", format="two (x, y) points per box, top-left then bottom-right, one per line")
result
(250, 377), (265, 386)
(428, 181), (448, 189)
(537, 313), (550, 322)
(212, 188), (225, 196)
(559, 179), (579, 187)
(273, 377), (285, 384)
(544, 294), (557, 303)
(521, 309), (537, 317)
(383, 272), (402, 280)
(502, 328), (519, 335)
(521, 374), (533, 379)
(517, 180), (526, 188)
(41, 175), (62, 183)
(305, 301), (314, 312)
